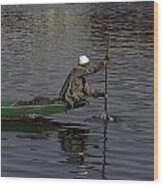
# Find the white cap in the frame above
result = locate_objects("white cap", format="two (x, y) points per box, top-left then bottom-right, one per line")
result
(79, 55), (90, 65)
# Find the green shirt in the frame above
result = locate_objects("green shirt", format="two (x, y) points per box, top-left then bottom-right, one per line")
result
(59, 61), (104, 108)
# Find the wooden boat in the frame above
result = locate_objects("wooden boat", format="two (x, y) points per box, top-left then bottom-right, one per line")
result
(1, 100), (67, 121)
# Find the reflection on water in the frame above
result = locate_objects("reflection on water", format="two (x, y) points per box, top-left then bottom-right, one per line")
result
(1, 120), (110, 179)
(1, 2), (154, 180)
(58, 127), (89, 179)
(101, 121), (108, 180)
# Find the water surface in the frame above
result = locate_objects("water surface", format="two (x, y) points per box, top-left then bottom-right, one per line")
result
(1, 2), (154, 180)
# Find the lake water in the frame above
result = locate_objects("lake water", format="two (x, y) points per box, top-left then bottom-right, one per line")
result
(1, 2), (154, 180)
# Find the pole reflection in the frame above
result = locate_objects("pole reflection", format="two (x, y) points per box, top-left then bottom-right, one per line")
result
(101, 120), (108, 179)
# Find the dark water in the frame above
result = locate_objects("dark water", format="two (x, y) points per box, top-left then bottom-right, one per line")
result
(1, 2), (154, 180)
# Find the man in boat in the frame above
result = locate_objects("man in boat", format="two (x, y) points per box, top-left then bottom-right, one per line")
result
(13, 55), (108, 108)
(59, 55), (109, 108)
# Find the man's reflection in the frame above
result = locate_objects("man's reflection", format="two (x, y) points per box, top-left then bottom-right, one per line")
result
(58, 126), (89, 178)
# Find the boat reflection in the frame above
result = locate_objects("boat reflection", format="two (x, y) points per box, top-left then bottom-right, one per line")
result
(2, 119), (109, 179)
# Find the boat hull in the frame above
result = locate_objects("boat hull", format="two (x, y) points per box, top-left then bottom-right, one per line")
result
(1, 100), (67, 121)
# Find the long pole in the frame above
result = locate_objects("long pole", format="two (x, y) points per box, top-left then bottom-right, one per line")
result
(104, 34), (110, 119)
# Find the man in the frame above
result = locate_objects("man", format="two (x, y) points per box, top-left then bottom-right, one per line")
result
(59, 55), (109, 108)
(13, 55), (108, 108)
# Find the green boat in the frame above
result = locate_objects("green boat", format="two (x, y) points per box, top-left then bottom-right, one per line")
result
(1, 100), (67, 121)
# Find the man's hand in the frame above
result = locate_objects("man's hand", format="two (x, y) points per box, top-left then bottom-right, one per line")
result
(104, 93), (109, 98)
(103, 55), (110, 65)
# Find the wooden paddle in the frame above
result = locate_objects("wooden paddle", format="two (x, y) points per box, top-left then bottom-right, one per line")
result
(104, 34), (110, 120)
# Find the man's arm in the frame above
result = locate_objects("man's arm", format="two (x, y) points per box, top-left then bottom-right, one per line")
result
(75, 57), (109, 77)
(73, 61), (104, 77)
(83, 56), (110, 76)
(85, 61), (104, 75)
